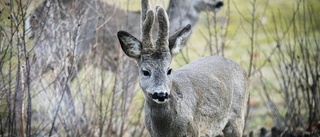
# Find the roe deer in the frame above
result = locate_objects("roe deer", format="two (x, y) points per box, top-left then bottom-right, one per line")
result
(28, 0), (224, 122)
(29, 0), (224, 80)
(117, 0), (249, 136)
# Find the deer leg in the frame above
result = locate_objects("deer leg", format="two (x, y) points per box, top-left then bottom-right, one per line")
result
(222, 118), (244, 137)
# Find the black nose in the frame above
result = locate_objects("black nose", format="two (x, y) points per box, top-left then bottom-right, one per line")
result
(152, 92), (169, 101)
(216, 1), (224, 8)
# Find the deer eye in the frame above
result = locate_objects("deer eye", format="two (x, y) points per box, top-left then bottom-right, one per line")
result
(167, 68), (172, 75)
(142, 70), (151, 76)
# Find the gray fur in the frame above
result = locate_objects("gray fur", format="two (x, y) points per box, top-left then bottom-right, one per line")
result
(117, 1), (249, 137)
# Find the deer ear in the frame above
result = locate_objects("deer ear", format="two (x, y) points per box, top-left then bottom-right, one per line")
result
(168, 24), (191, 55)
(117, 31), (142, 59)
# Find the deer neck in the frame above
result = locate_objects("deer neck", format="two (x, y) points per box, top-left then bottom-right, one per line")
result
(145, 101), (175, 122)
(143, 82), (191, 136)
(145, 101), (177, 136)
(167, 0), (200, 33)
(144, 85), (179, 133)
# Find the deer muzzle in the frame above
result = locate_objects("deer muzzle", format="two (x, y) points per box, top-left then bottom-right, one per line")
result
(151, 92), (169, 102)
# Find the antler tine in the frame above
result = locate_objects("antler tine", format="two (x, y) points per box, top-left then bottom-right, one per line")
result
(156, 6), (169, 52)
(141, 0), (150, 23)
(141, 0), (154, 53)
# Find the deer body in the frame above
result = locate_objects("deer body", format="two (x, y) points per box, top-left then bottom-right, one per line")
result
(144, 56), (248, 137)
(117, 0), (249, 136)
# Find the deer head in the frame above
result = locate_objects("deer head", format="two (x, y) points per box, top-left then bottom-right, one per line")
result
(194, 0), (224, 11)
(117, 0), (191, 104)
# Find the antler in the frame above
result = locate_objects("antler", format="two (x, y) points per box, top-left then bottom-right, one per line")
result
(141, 0), (150, 23)
(155, 6), (169, 52)
(141, 0), (154, 53)
(141, 0), (170, 53)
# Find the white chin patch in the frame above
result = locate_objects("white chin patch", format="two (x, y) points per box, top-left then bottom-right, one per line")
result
(150, 92), (169, 104)
(153, 99), (168, 104)
(214, 8), (220, 13)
